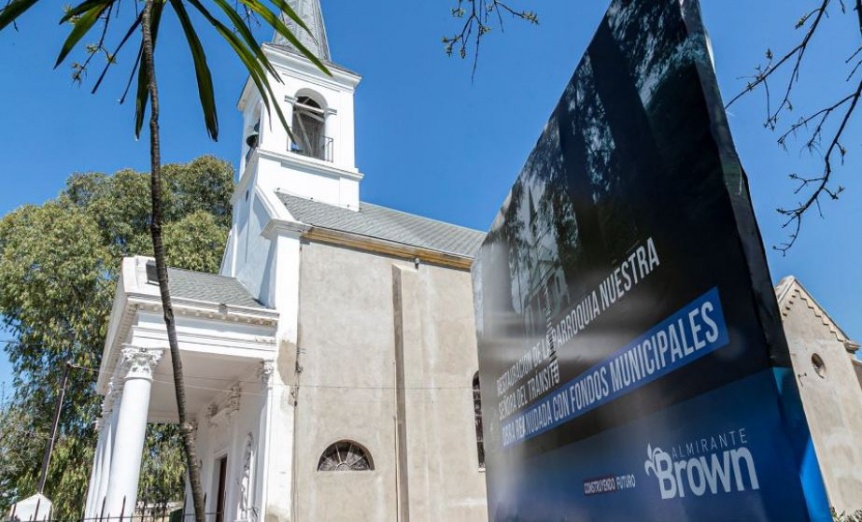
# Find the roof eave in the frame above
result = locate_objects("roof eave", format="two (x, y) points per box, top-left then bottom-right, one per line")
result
(303, 225), (476, 270)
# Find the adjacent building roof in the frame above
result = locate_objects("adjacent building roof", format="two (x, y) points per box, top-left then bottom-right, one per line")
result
(146, 262), (267, 309)
(277, 192), (487, 258)
(775, 275), (858, 351)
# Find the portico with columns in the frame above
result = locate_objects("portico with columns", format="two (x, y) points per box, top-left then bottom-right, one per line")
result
(84, 257), (279, 520)
(85, 347), (163, 518)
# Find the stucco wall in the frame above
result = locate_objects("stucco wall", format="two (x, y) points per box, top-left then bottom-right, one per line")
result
(293, 241), (487, 522)
(235, 196), (276, 307)
(782, 288), (862, 513)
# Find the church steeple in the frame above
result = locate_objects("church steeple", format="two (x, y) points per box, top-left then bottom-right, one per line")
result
(274, 0), (330, 62)
(237, 0), (362, 211)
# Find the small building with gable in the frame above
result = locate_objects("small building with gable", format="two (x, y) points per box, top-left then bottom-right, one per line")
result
(776, 276), (862, 514)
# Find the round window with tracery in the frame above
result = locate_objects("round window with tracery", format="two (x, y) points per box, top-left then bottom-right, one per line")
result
(317, 441), (373, 471)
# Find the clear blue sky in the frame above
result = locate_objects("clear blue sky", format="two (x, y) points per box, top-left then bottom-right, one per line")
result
(0, 0), (859, 390)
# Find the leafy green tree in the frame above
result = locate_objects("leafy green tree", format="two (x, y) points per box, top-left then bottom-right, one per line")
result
(137, 424), (186, 517)
(0, 401), (46, 511)
(0, 156), (233, 519)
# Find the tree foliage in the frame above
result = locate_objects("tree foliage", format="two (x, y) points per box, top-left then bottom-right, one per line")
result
(0, 401), (45, 511)
(0, 156), (234, 518)
(137, 424), (186, 517)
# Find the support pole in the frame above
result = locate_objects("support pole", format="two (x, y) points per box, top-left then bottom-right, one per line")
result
(37, 361), (71, 495)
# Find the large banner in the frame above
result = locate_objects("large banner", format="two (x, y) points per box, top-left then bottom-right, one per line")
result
(471, 0), (829, 520)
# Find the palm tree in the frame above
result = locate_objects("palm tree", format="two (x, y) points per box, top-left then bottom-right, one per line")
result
(0, 2), (328, 521)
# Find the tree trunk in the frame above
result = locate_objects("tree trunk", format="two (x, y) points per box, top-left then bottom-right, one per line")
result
(141, 3), (206, 522)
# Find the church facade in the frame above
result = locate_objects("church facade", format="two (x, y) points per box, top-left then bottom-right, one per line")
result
(83, 1), (488, 521)
(80, 1), (862, 520)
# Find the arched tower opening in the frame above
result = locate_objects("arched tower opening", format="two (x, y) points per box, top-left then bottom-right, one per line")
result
(291, 95), (330, 161)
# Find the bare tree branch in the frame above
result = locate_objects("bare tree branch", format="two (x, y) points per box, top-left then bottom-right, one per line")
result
(728, 0), (862, 251)
(726, 2), (830, 125)
(443, 0), (538, 78)
(775, 78), (861, 252)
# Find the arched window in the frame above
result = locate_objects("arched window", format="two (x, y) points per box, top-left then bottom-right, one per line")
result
(473, 373), (485, 469)
(317, 441), (373, 471)
(291, 96), (327, 160)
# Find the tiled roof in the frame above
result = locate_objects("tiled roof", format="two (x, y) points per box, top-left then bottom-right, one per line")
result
(146, 262), (266, 309)
(277, 193), (486, 258)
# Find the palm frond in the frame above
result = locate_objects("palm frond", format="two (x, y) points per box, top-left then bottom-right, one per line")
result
(0, 0), (40, 31)
(54, 1), (111, 68)
(169, 0), (218, 139)
(240, 0), (329, 74)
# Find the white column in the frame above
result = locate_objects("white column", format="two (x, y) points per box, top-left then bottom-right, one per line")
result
(323, 107), (337, 164)
(104, 347), (162, 518)
(226, 383), (242, 520)
(84, 417), (106, 518)
(257, 361), (274, 522)
(95, 382), (121, 517)
(281, 96), (296, 153)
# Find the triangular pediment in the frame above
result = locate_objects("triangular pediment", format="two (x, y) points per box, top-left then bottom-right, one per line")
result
(775, 276), (859, 354)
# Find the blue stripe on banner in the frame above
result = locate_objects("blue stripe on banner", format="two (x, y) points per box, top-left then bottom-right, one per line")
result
(501, 287), (729, 448)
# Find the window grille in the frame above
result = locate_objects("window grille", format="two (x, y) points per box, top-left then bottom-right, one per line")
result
(291, 96), (328, 161)
(317, 441), (373, 471)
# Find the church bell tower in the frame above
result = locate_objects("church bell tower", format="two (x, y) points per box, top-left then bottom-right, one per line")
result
(237, 0), (363, 209)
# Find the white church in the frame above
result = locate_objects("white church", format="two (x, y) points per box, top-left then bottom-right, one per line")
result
(78, 0), (862, 520)
(82, 1), (489, 521)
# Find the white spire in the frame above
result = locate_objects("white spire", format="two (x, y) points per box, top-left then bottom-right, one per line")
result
(275, 0), (330, 62)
